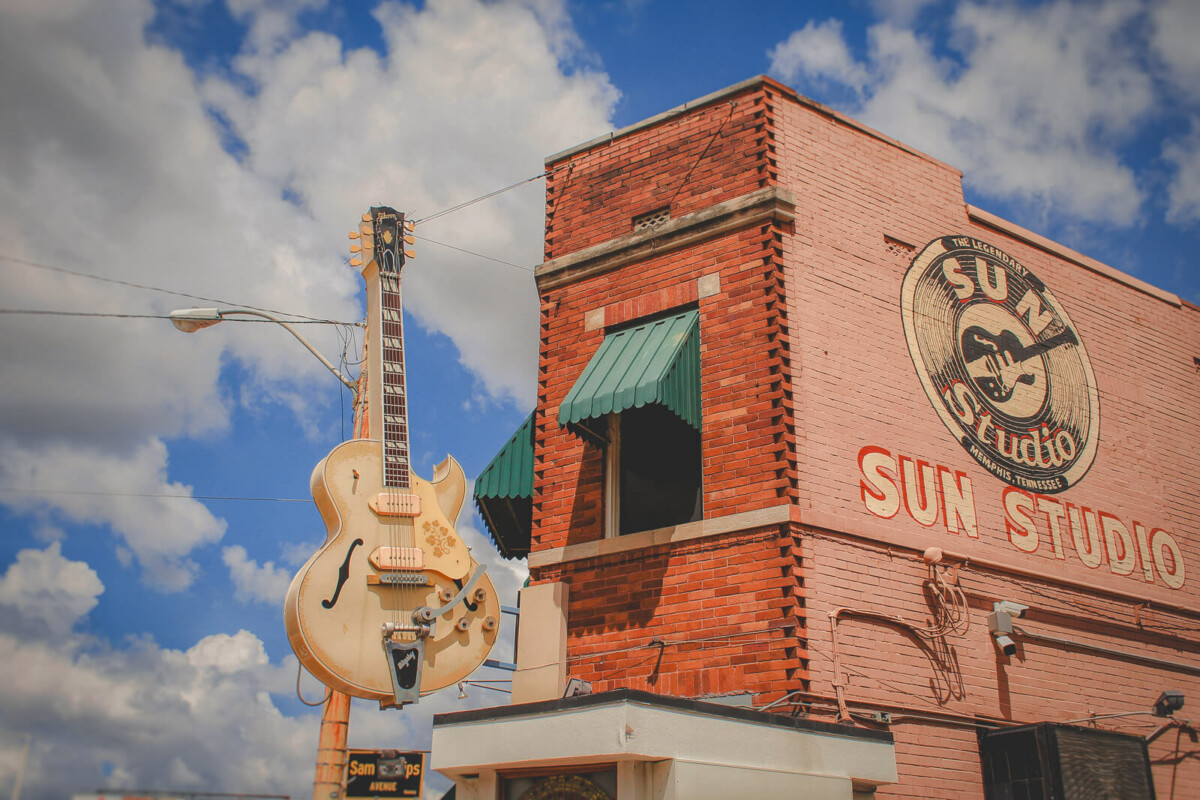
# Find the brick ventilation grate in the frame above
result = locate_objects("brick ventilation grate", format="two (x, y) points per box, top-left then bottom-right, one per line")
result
(633, 207), (671, 232)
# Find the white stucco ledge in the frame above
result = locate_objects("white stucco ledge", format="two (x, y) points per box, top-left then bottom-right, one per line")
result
(431, 689), (897, 799)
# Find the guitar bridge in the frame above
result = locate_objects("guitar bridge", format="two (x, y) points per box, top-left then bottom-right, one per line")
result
(367, 572), (430, 587)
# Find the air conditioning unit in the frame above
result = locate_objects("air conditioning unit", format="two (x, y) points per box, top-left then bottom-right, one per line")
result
(978, 722), (1156, 800)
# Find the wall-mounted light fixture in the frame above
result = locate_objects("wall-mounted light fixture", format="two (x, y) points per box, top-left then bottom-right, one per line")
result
(1154, 690), (1185, 717)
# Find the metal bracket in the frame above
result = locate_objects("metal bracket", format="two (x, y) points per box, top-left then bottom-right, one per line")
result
(412, 564), (488, 624)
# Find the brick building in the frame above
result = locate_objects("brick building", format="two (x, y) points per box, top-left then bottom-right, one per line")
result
(434, 76), (1200, 800)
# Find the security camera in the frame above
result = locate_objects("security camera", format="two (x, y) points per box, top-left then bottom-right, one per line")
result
(994, 600), (1029, 618)
(1154, 690), (1185, 717)
(992, 633), (1017, 657)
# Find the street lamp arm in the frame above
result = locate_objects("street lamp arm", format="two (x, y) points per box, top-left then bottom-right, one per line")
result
(169, 307), (359, 393)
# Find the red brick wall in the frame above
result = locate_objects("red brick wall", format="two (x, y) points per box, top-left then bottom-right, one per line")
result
(530, 79), (803, 708)
(544, 86), (775, 261)
(533, 526), (805, 700)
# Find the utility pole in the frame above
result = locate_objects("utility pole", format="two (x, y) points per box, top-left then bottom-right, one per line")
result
(308, 342), (374, 800)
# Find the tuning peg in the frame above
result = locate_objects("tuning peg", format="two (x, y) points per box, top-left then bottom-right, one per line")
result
(403, 249), (415, 259)
(349, 244), (361, 254)
(402, 234), (415, 246)
(348, 230), (359, 240)
(349, 257), (362, 267)
(362, 212), (371, 222)
(403, 220), (415, 232)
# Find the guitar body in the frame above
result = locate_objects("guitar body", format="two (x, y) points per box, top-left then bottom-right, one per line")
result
(284, 439), (499, 703)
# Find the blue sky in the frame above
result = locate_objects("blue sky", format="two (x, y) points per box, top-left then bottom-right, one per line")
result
(0, 0), (1197, 796)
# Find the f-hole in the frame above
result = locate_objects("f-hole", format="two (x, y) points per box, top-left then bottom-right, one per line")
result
(322, 538), (364, 609)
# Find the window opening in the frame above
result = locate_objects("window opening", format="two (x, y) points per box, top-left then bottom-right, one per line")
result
(608, 404), (702, 537)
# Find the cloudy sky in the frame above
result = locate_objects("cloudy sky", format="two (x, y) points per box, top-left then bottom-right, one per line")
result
(0, 0), (1197, 797)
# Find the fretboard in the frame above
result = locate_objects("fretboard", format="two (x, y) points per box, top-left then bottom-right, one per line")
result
(379, 270), (410, 488)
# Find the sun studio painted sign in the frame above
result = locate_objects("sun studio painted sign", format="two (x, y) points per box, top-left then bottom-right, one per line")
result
(855, 235), (1185, 590)
(900, 235), (1099, 493)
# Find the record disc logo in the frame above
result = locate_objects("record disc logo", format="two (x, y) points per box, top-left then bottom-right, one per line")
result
(901, 236), (1099, 493)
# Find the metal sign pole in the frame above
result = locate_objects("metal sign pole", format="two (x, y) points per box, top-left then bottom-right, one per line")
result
(313, 691), (353, 800)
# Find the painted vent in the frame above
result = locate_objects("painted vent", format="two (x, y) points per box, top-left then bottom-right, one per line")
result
(633, 207), (670, 232)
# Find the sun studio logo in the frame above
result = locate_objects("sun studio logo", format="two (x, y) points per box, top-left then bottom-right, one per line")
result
(901, 236), (1099, 493)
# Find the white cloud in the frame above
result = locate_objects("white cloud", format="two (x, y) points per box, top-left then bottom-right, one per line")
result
(0, 626), (316, 798)
(0, 1), (592, 792)
(0, 538), (512, 799)
(1150, 0), (1200, 102)
(768, 0), (1155, 226)
(1163, 121), (1200, 224)
(0, 439), (226, 591)
(0, 544), (309, 797)
(0, 0), (616, 591)
(203, 0), (619, 407)
(223, 544), (293, 605)
(768, 19), (869, 94)
(0, 542), (104, 637)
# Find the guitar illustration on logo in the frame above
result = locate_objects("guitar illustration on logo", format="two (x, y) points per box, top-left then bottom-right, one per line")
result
(961, 325), (1078, 404)
(284, 207), (499, 706)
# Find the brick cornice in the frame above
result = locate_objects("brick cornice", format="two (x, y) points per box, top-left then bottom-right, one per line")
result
(535, 186), (797, 293)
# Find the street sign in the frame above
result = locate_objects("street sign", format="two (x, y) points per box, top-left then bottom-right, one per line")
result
(345, 749), (425, 798)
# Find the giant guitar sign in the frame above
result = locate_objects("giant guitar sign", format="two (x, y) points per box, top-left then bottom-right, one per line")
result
(284, 207), (499, 706)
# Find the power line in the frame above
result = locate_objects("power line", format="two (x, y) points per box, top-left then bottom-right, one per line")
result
(412, 166), (563, 226)
(0, 487), (310, 503)
(0, 309), (355, 325)
(0, 253), (345, 323)
(413, 234), (534, 272)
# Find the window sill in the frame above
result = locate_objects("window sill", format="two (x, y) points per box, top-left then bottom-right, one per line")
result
(527, 503), (798, 568)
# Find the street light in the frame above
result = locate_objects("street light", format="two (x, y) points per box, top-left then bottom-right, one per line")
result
(168, 307), (358, 393)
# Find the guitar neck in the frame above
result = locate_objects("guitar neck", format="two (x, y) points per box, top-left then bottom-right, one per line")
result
(1022, 327), (1078, 361)
(380, 272), (411, 488)
(362, 207), (412, 490)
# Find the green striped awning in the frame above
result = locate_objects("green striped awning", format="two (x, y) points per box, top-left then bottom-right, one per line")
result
(558, 309), (701, 431)
(473, 413), (534, 559)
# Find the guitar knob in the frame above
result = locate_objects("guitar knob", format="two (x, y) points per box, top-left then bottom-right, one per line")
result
(482, 617), (497, 632)
(439, 587), (455, 603)
(455, 617), (471, 632)
(472, 588), (488, 603)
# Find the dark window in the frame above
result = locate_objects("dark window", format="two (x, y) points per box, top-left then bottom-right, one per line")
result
(616, 404), (702, 535)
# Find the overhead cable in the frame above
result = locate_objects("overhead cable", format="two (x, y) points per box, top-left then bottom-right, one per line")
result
(0, 308), (354, 325)
(0, 253), (343, 323)
(412, 163), (571, 226)
(413, 234), (533, 272)
(0, 487), (310, 503)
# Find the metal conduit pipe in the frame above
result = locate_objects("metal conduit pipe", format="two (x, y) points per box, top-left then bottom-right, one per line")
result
(1012, 625), (1200, 675)
(934, 548), (1200, 620)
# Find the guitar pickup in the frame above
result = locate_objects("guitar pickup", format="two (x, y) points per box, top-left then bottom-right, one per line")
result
(369, 547), (424, 571)
(367, 573), (430, 587)
(369, 492), (422, 517)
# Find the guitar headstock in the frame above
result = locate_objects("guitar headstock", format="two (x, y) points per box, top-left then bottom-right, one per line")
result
(349, 206), (415, 277)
